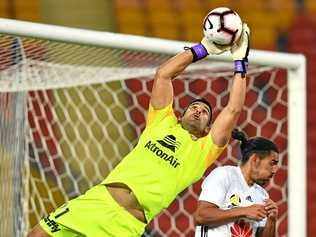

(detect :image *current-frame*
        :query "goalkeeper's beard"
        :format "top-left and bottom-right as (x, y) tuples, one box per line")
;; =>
(180, 117), (208, 138)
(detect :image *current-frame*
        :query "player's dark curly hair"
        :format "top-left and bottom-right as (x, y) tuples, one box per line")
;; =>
(232, 128), (279, 164)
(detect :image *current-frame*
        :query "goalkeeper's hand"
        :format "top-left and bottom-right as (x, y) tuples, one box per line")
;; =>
(201, 37), (231, 55)
(231, 23), (250, 61)
(231, 23), (250, 77)
(189, 37), (231, 62)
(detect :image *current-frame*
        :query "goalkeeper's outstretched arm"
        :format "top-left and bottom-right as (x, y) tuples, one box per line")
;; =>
(150, 33), (230, 110)
(210, 23), (250, 148)
(150, 51), (193, 110)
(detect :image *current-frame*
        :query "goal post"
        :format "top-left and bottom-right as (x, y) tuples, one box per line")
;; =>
(0, 18), (306, 237)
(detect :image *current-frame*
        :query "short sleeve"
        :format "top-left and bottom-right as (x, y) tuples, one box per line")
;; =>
(199, 167), (228, 207)
(146, 102), (177, 128)
(204, 134), (227, 168)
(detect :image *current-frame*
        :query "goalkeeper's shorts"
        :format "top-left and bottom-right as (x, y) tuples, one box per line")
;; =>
(39, 184), (146, 237)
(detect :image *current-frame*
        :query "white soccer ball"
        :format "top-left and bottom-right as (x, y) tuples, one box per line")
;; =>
(203, 7), (243, 46)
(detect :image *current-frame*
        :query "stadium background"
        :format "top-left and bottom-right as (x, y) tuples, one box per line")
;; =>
(0, 0), (314, 236)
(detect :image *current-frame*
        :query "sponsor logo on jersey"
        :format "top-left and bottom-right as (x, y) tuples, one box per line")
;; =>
(230, 220), (253, 237)
(157, 134), (181, 152)
(144, 139), (180, 168)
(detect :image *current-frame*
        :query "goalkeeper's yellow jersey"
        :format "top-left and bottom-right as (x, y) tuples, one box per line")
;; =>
(102, 103), (225, 222)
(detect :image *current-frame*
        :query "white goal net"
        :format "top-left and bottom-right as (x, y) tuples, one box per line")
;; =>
(0, 18), (306, 237)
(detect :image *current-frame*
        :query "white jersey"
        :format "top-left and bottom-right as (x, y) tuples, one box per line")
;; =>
(195, 166), (268, 237)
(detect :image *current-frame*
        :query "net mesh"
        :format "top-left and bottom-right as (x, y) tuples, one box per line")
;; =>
(0, 34), (288, 237)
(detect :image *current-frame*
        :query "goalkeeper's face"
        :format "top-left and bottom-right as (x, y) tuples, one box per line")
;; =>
(180, 102), (212, 135)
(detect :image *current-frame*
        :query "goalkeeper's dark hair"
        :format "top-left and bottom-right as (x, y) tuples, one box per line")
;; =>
(183, 98), (213, 126)
(232, 128), (279, 164)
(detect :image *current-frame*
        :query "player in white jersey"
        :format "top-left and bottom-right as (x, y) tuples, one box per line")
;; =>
(194, 129), (279, 237)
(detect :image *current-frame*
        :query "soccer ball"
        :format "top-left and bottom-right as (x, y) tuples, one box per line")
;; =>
(203, 7), (243, 46)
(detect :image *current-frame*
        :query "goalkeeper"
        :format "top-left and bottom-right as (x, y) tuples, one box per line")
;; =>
(28, 24), (250, 237)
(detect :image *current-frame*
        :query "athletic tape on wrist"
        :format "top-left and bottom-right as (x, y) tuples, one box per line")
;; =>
(234, 59), (248, 77)
(190, 44), (208, 62)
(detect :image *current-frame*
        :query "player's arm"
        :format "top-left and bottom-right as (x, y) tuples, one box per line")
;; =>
(150, 34), (230, 110)
(194, 201), (267, 227)
(195, 166), (267, 227)
(256, 199), (278, 237)
(210, 24), (250, 147)
(150, 51), (193, 110)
